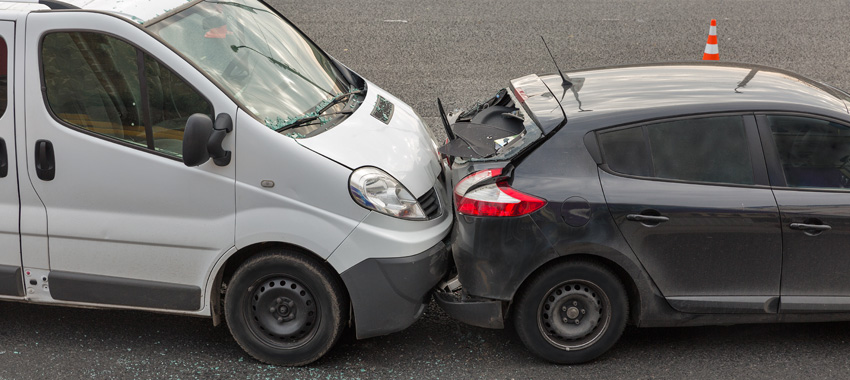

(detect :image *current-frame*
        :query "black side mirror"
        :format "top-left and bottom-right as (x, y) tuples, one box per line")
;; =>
(183, 113), (214, 167)
(183, 113), (233, 167)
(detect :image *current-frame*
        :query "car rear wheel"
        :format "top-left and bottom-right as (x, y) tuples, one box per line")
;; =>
(513, 260), (628, 364)
(224, 250), (347, 366)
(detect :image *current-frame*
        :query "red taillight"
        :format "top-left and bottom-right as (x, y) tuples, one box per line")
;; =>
(513, 87), (528, 103)
(454, 169), (546, 217)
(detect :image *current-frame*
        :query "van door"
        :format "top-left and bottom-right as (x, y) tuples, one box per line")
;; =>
(0, 21), (22, 297)
(23, 12), (237, 311)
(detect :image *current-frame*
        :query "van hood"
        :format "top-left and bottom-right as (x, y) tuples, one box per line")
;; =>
(296, 82), (442, 197)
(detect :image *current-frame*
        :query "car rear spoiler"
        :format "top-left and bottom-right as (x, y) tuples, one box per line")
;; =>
(438, 74), (567, 160)
(509, 74), (567, 135)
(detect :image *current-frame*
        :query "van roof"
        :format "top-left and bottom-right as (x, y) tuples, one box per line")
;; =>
(0, 0), (192, 24)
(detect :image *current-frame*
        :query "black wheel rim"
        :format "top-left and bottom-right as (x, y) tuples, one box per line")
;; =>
(246, 275), (320, 349)
(537, 279), (610, 351)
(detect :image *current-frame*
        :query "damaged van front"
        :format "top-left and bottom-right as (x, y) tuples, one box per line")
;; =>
(141, 0), (452, 365)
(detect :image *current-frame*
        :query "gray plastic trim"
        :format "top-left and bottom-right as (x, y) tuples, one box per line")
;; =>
(340, 241), (448, 339)
(0, 265), (23, 296)
(666, 296), (779, 314)
(49, 271), (201, 311)
(780, 296), (850, 313)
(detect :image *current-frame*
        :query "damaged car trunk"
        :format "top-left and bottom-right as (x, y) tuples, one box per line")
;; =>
(438, 74), (567, 163)
(434, 74), (567, 329)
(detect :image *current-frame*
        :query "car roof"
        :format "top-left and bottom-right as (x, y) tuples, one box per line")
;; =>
(0, 0), (192, 24)
(542, 62), (850, 130)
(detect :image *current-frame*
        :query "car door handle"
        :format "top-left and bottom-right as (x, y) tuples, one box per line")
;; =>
(789, 223), (831, 232)
(35, 139), (55, 181)
(626, 214), (670, 223)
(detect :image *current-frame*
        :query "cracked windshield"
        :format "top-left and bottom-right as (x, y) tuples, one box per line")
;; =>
(147, 0), (360, 137)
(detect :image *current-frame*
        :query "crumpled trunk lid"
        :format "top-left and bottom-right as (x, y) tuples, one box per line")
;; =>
(438, 74), (567, 162)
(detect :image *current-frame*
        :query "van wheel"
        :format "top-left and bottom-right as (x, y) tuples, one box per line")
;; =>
(224, 250), (347, 366)
(513, 261), (628, 364)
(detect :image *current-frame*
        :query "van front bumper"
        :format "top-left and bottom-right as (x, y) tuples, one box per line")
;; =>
(340, 241), (448, 339)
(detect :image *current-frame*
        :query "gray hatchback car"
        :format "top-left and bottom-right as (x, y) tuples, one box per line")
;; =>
(435, 62), (850, 364)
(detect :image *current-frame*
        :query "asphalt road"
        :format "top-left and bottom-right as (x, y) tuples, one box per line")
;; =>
(3, 0), (850, 379)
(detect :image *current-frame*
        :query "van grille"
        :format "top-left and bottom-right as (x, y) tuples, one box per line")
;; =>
(417, 187), (441, 219)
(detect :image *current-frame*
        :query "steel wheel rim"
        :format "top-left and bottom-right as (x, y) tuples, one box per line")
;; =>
(537, 279), (611, 351)
(246, 275), (320, 349)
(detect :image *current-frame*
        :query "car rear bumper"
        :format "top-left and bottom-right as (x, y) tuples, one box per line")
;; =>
(340, 241), (449, 339)
(450, 213), (559, 301)
(433, 286), (505, 329)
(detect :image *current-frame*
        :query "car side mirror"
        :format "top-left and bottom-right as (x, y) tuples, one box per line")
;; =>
(183, 113), (233, 167)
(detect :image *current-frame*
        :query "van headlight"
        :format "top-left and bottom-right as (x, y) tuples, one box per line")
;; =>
(349, 167), (426, 220)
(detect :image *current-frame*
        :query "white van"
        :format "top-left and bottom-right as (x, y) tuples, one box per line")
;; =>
(0, 0), (451, 366)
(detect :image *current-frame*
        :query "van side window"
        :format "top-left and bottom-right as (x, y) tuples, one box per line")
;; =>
(41, 32), (212, 159)
(599, 116), (754, 185)
(767, 115), (850, 189)
(143, 53), (212, 157)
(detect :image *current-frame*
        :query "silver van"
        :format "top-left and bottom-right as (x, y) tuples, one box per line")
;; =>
(0, 0), (451, 366)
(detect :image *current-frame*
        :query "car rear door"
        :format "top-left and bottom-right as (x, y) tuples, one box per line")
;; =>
(596, 114), (783, 313)
(756, 114), (850, 312)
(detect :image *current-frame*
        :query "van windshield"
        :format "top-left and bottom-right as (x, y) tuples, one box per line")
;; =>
(147, 0), (355, 131)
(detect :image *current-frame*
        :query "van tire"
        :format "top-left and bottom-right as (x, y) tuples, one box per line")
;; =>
(224, 250), (347, 366)
(513, 260), (628, 364)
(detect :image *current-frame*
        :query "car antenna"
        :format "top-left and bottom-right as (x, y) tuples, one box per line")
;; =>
(540, 36), (572, 87)
(437, 98), (456, 142)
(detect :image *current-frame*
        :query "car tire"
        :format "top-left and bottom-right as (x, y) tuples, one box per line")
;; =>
(224, 250), (347, 366)
(513, 260), (628, 364)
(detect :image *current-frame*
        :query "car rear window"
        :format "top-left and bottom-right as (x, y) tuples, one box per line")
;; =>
(599, 115), (754, 185)
(598, 126), (651, 177)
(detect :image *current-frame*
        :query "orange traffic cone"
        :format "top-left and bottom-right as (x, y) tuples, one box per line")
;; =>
(703, 19), (719, 60)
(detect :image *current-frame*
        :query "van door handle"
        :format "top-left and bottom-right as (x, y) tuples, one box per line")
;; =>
(0, 138), (7, 178)
(34, 140), (55, 181)
(626, 213), (669, 225)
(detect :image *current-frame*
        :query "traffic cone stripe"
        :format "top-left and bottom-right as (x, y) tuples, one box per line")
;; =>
(702, 19), (719, 60)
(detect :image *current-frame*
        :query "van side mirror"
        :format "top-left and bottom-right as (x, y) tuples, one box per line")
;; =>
(183, 113), (233, 167)
(183, 114), (213, 167)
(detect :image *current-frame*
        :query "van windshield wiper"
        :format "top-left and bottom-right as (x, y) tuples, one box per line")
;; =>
(315, 89), (363, 115)
(273, 111), (353, 132)
(271, 90), (363, 132)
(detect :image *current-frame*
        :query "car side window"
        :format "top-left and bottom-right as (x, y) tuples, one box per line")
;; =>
(597, 126), (652, 177)
(41, 31), (212, 159)
(598, 116), (754, 185)
(767, 115), (850, 189)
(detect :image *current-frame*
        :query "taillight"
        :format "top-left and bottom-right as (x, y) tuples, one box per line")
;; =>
(454, 168), (546, 217)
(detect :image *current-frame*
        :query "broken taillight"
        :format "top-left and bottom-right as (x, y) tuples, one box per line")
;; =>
(454, 168), (546, 217)
(513, 87), (528, 103)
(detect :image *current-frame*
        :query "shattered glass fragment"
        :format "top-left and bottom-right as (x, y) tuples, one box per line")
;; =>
(370, 95), (394, 124)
